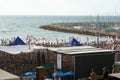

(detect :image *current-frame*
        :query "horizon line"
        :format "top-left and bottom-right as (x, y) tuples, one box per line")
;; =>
(0, 14), (120, 17)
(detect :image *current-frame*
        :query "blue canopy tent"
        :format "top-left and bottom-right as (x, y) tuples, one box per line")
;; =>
(68, 38), (82, 47)
(10, 37), (26, 46)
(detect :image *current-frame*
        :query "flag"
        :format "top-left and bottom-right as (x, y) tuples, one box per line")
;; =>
(112, 44), (114, 50)
(96, 36), (99, 44)
(86, 37), (89, 45)
(115, 36), (118, 41)
(110, 36), (114, 43)
(106, 36), (110, 44)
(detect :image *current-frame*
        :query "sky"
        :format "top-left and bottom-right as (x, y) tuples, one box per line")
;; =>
(0, 0), (119, 16)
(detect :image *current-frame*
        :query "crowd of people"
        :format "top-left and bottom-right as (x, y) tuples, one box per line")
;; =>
(0, 36), (64, 47)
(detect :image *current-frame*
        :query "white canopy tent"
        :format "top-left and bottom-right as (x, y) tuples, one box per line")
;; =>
(0, 69), (20, 80)
(0, 45), (45, 54)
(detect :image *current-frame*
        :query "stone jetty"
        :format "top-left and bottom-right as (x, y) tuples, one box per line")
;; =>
(40, 22), (120, 37)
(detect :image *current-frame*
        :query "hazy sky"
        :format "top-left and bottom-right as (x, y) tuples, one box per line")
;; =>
(0, 0), (119, 15)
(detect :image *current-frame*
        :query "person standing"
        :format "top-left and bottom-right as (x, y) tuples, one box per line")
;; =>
(102, 67), (109, 80)
(90, 68), (96, 80)
(112, 64), (118, 73)
(55, 72), (61, 80)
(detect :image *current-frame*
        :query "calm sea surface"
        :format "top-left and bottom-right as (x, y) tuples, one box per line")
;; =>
(0, 15), (119, 43)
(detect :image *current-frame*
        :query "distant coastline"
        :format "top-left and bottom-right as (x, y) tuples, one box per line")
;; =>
(40, 22), (120, 37)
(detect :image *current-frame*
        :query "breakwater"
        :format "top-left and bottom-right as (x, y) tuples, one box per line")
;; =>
(40, 22), (120, 37)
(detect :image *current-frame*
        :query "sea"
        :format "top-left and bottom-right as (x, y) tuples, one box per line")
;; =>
(0, 15), (120, 43)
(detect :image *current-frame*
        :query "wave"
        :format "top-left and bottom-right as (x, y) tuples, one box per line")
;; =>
(0, 27), (11, 32)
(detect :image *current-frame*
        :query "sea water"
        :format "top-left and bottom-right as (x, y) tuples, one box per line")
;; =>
(0, 15), (119, 43)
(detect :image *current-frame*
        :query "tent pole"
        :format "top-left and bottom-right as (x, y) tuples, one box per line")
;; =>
(74, 56), (75, 80)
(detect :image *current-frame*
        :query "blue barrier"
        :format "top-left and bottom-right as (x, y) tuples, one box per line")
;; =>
(25, 72), (36, 76)
(52, 71), (74, 77)
(52, 71), (64, 77)
(64, 71), (74, 76)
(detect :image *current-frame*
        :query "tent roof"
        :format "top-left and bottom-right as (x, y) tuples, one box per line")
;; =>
(10, 37), (26, 46)
(68, 38), (82, 47)
(0, 45), (45, 54)
(0, 69), (20, 80)
(0, 45), (33, 54)
(48, 46), (114, 55)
